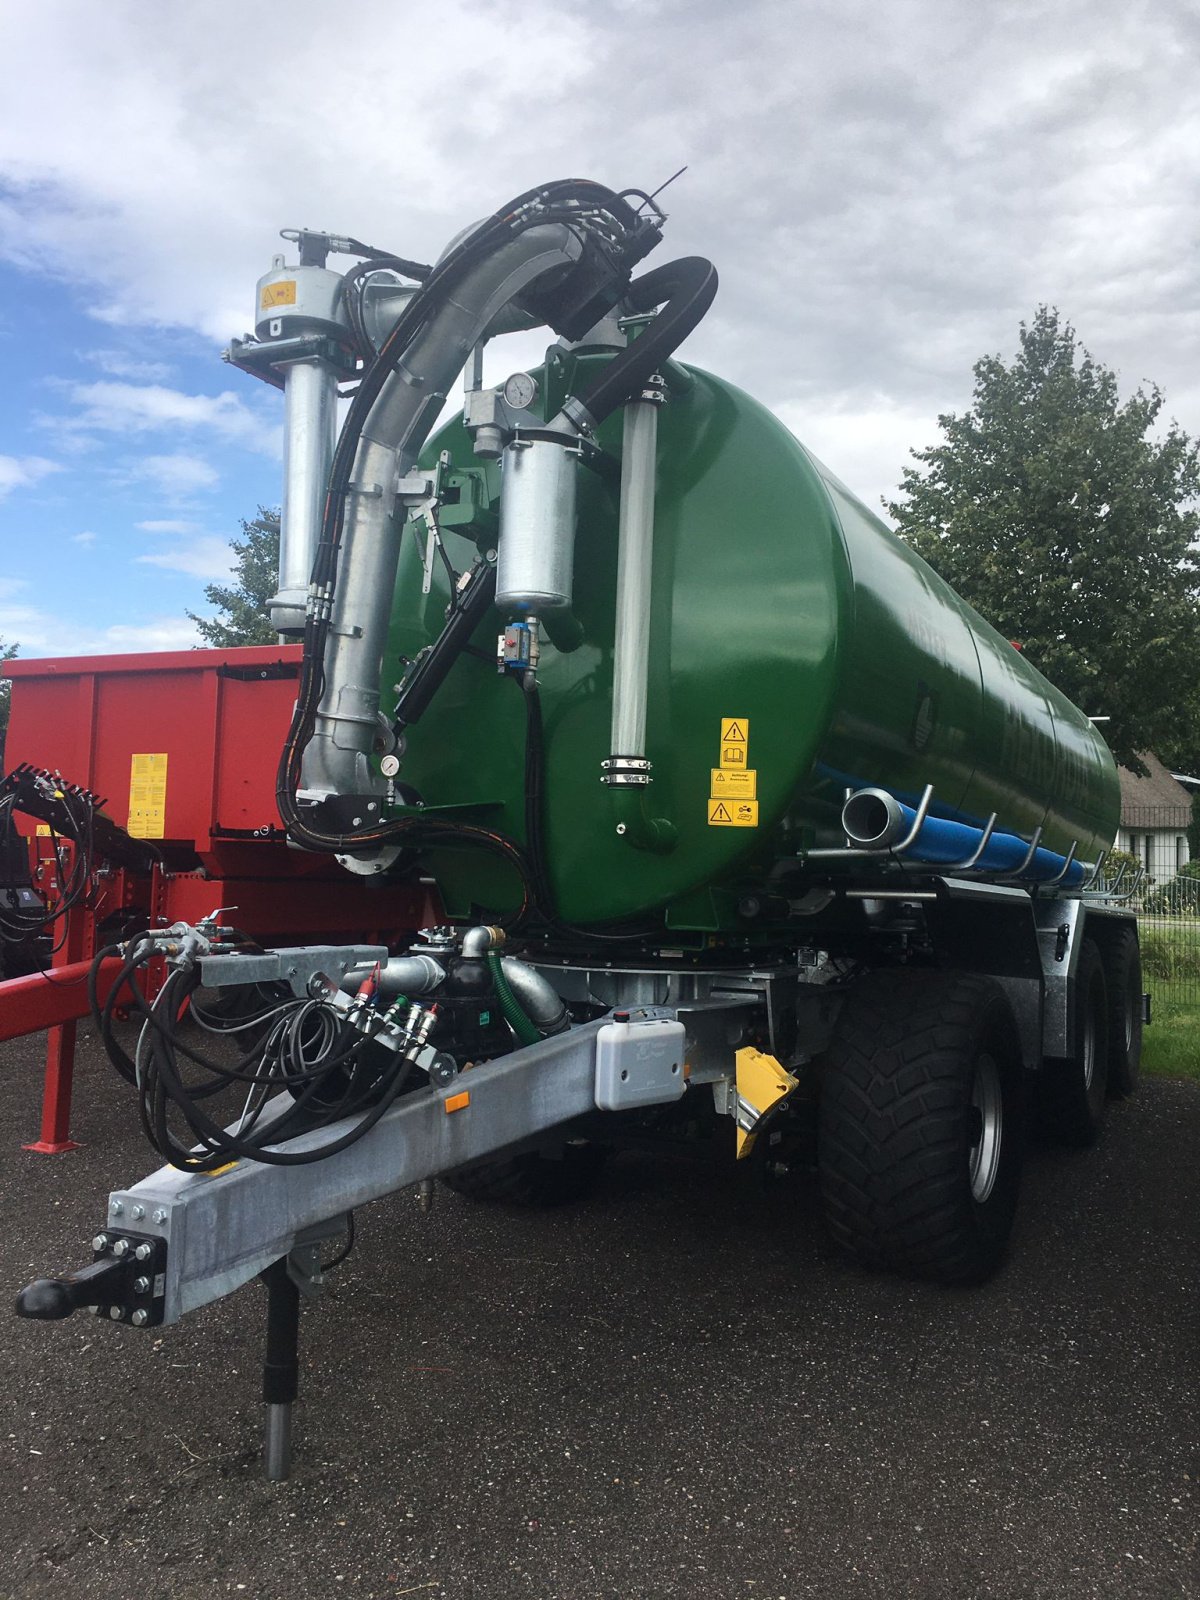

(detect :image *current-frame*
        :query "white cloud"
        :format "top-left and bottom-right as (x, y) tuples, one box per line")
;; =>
(0, 0), (596, 342)
(53, 378), (274, 454)
(70, 530), (97, 546)
(126, 453), (219, 500)
(773, 395), (947, 522)
(86, 349), (174, 381)
(136, 518), (200, 534)
(0, 454), (61, 500)
(136, 535), (235, 581)
(0, 591), (201, 655)
(98, 618), (203, 652)
(0, 0), (1198, 523)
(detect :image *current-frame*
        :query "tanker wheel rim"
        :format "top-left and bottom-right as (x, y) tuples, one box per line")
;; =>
(1082, 991), (1098, 1090)
(969, 1052), (1004, 1205)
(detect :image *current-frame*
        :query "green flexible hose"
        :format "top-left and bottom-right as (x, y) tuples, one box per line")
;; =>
(487, 951), (542, 1046)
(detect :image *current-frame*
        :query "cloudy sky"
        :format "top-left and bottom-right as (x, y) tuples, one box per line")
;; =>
(1, 0), (1197, 656)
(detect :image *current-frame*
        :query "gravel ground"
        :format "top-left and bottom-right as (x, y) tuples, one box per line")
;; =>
(1, 1028), (1197, 1600)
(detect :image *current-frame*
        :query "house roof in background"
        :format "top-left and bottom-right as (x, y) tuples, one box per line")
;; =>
(1119, 751), (1193, 829)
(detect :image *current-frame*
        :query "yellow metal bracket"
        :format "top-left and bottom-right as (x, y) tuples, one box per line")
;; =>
(734, 1046), (798, 1159)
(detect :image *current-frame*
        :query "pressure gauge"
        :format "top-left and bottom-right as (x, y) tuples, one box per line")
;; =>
(502, 371), (539, 411)
(380, 754), (401, 778)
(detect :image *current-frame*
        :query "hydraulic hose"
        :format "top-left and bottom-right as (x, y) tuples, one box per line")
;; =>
(565, 256), (718, 429)
(393, 562), (498, 732)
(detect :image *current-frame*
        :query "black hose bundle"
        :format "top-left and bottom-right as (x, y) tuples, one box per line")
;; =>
(339, 252), (431, 362)
(92, 940), (422, 1171)
(0, 776), (99, 954)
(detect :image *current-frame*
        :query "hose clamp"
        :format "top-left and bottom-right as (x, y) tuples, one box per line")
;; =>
(601, 756), (653, 788)
(639, 372), (668, 406)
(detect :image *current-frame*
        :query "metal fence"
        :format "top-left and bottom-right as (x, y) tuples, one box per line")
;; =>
(1100, 803), (1200, 1018)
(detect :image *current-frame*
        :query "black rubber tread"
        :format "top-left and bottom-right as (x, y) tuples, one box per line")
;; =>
(1102, 926), (1142, 1099)
(818, 969), (1023, 1286)
(1038, 937), (1110, 1145)
(441, 1142), (609, 1208)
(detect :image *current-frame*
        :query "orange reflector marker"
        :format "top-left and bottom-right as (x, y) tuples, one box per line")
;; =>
(444, 1090), (471, 1115)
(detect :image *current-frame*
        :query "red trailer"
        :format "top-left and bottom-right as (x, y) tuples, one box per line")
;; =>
(1, 644), (435, 1149)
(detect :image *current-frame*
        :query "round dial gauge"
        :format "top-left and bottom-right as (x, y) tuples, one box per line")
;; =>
(502, 371), (539, 410)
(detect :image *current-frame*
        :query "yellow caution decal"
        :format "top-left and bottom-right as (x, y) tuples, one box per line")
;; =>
(707, 798), (758, 827)
(128, 753), (168, 840)
(734, 1046), (798, 1159)
(719, 714), (749, 772)
(711, 768), (756, 800)
(711, 716), (759, 823)
(260, 280), (297, 309)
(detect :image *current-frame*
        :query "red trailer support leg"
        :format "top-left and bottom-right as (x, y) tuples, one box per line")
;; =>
(21, 904), (93, 1154)
(25, 1019), (82, 1155)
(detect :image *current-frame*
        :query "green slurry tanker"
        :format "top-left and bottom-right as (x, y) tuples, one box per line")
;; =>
(16, 179), (1139, 1481)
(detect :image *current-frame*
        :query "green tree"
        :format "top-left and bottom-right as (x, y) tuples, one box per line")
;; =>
(188, 509), (281, 647)
(887, 307), (1200, 773)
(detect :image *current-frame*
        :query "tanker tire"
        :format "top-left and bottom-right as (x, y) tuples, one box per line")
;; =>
(1102, 927), (1142, 1099)
(1038, 937), (1109, 1143)
(441, 1141), (609, 1208)
(818, 970), (1023, 1287)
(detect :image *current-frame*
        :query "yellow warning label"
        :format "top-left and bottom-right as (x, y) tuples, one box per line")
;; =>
(720, 718), (749, 746)
(708, 797), (759, 828)
(128, 752), (168, 840)
(720, 743), (749, 769)
(35, 824), (52, 837)
(711, 768), (757, 800)
(260, 279), (298, 309)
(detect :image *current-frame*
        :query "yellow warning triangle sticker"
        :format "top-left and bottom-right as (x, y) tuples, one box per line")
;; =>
(721, 719), (747, 742)
(708, 800), (733, 824)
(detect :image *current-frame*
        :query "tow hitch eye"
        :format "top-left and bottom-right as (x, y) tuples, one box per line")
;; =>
(15, 1231), (167, 1327)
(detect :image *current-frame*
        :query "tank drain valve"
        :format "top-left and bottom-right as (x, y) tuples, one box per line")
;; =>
(497, 618), (540, 677)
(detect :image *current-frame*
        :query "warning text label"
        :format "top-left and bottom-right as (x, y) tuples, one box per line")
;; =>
(708, 798), (759, 828)
(710, 768), (757, 799)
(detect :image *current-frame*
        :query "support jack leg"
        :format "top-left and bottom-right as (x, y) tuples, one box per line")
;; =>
(260, 1257), (301, 1482)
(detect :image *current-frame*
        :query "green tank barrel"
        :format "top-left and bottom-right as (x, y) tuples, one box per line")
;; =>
(387, 354), (1119, 929)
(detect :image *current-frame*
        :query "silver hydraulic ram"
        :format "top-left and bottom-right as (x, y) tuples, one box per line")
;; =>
(601, 375), (675, 850)
(249, 244), (354, 636)
(275, 357), (338, 633)
(301, 224), (585, 802)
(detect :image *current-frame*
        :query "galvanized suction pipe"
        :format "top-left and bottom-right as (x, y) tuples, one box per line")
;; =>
(272, 358), (339, 636)
(301, 224), (584, 802)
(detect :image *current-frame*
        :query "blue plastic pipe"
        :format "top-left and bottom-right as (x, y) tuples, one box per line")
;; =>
(845, 790), (1086, 888)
